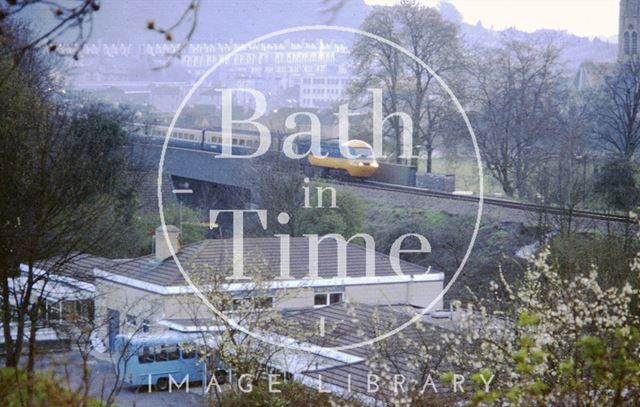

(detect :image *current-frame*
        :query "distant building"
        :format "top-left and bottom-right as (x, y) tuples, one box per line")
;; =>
(574, 61), (616, 91)
(299, 74), (350, 109)
(68, 40), (353, 111)
(575, 0), (629, 92)
(619, 0), (640, 61)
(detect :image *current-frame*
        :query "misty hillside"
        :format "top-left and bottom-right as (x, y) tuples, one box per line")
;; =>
(461, 24), (616, 70)
(438, 1), (616, 69)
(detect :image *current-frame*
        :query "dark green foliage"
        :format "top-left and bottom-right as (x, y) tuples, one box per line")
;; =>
(367, 204), (527, 302)
(0, 24), (138, 368)
(297, 188), (366, 238)
(66, 107), (129, 195)
(550, 233), (637, 282)
(594, 158), (640, 211)
(131, 204), (207, 256)
(0, 368), (107, 407)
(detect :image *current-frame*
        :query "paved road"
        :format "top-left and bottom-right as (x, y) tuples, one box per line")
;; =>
(27, 351), (207, 407)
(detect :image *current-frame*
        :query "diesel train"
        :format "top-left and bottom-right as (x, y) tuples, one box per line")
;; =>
(132, 124), (379, 178)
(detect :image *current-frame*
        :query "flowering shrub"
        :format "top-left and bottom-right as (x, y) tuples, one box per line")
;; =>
(445, 248), (640, 405)
(218, 381), (363, 407)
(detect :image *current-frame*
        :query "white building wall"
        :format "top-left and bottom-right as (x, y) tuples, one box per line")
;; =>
(345, 280), (443, 309)
(93, 277), (444, 343)
(299, 76), (350, 108)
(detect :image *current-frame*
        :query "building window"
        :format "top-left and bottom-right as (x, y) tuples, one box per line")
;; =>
(157, 344), (180, 361)
(330, 293), (342, 304)
(255, 296), (274, 309)
(46, 299), (94, 323)
(126, 314), (137, 327)
(46, 301), (61, 321)
(314, 292), (343, 307)
(61, 302), (75, 320)
(77, 300), (94, 322)
(181, 347), (196, 359)
(138, 346), (155, 364)
(625, 31), (631, 55)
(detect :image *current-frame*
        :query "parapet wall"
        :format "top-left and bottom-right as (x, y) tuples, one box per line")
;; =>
(416, 173), (456, 192)
(369, 162), (417, 186)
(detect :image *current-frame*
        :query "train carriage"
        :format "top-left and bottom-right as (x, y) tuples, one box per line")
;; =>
(131, 124), (380, 178)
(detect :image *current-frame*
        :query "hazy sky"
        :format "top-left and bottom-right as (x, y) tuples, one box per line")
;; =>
(364, 0), (619, 39)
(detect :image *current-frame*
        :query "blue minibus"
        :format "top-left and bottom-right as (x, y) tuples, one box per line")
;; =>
(114, 333), (225, 391)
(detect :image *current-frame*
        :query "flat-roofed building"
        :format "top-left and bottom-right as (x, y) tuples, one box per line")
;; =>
(19, 226), (444, 350)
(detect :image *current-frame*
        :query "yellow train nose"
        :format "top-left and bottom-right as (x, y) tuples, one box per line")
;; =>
(356, 161), (378, 167)
(348, 160), (379, 177)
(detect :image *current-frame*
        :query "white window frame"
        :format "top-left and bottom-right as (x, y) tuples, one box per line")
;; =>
(313, 292), (343, 308)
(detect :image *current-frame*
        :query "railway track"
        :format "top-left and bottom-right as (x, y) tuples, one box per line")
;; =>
(130, 140), (634, 224)
(337, 179), (635, 224)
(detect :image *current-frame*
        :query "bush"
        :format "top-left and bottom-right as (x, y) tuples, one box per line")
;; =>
(218, 381), (361, 407)
(594, 159), (640, 212)
(298, 189), (366, 237)
(0, 368), (106, 407)
(132, 204), (207, 256)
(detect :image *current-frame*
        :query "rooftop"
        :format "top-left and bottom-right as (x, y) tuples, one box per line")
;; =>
(160, 303), (457, 398)
(288, 303), (457, 397)
(95, 237), (437, 289)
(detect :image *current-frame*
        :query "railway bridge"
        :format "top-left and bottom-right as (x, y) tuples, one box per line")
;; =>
(126, 141), (633, 229)
(128, 142), (258, 190)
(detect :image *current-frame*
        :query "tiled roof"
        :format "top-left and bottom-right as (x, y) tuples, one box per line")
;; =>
(289, 303), (455, 396)
(574, 61), (616, 91)
(159, 303), (455, 397)
(32, 253), (114, 284)
(99, 237), (432, 287)
(100, 242), (203, 287)
(284, 303), (450, 359)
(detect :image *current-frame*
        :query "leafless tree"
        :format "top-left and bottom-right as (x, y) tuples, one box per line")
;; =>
(395, 1), (463, 171)
(184, 259), (301, 405)
(531, 93), (596, 235)
(252, 157), (305, 236)
(1, 0), (100, 62)
(98, 301), (158, 406)
(144, 0), (200, 69)
(351, 1), (463, 169)
(469, 36), (564, 198)
(594, 57), (640, 161)
(350, 7), (404, 162)
(51, 286), (156, 406)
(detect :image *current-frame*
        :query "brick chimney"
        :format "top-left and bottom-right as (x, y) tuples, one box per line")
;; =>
(155, 225), (181, 261)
